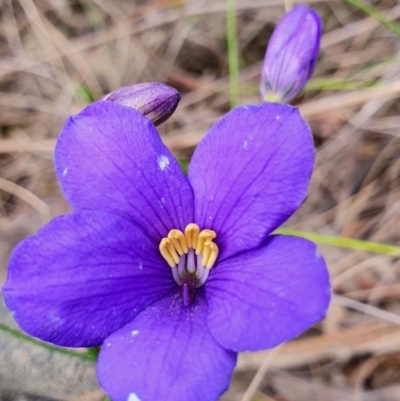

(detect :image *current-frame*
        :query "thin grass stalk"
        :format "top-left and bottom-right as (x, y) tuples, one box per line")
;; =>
(226, 0), (240, 108)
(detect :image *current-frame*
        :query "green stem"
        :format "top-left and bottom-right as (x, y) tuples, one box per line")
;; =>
(276, 228), (400, 256)
(226, 0), (240, 108)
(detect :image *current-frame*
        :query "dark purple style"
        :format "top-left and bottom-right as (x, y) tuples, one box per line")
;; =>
(3, 99), (330, 401)
(260, 4), (322, 103)
(101, 82), (181, 126)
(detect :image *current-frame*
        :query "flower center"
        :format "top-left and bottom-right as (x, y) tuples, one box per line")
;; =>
(159, 224), (219, 305)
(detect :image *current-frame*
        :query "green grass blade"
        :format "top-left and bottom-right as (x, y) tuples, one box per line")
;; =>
(344, 0), (400, 36)
(76, 83), (96, 103)
(178, 158), (189, 175)
(226, 0), (240, 108)
(0, 323), (96, 362)
(238, 77), (377, 96)
(304, 77), (377, 92)
(276, 228), (400, 256)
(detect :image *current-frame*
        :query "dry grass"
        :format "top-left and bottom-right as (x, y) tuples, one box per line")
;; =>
(1, 0), (400, 400)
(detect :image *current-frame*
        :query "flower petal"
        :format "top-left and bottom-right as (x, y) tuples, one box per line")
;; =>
(3, 211), (175, 347)
(188, 103), (314, 260)
(206, 235), (330, 351)
(97, 295), (237, 401)
(55, 101), (194, 241)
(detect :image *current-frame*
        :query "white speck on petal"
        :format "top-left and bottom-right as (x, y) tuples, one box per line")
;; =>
(276, 115), (281, 120)
(315, 248), (321, 258)
(62, 167), (68, 176)
(158, 155), (170, 171)
(243, 140), (248, 149)
(131, 330), (139, 336)
(138, 263), (143, 270)
(127, 393), (141, 401)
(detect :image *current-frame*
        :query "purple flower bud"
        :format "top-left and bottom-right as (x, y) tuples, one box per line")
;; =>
(101, 82), (181, 126)
(260, 4), (322, 103)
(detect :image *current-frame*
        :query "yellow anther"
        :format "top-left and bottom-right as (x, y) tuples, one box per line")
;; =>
(159, 238), (176, 268)
(205, 242), (219, 269)
(168, 229), (188, 255)
(185, 224), (199, 249)
(165, 238), (180, 265)
(195, 229), (216, 255)
(201, 241), (212, 267)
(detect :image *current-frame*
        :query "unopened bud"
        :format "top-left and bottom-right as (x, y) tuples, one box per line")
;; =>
(101, 83), (181, 126)
(260, 4), (322, 103)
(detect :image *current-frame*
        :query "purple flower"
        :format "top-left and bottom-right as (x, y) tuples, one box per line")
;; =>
(3, 100), (330, 401)
(260, 4), (322, 103)
(101, 82), (181, 126)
